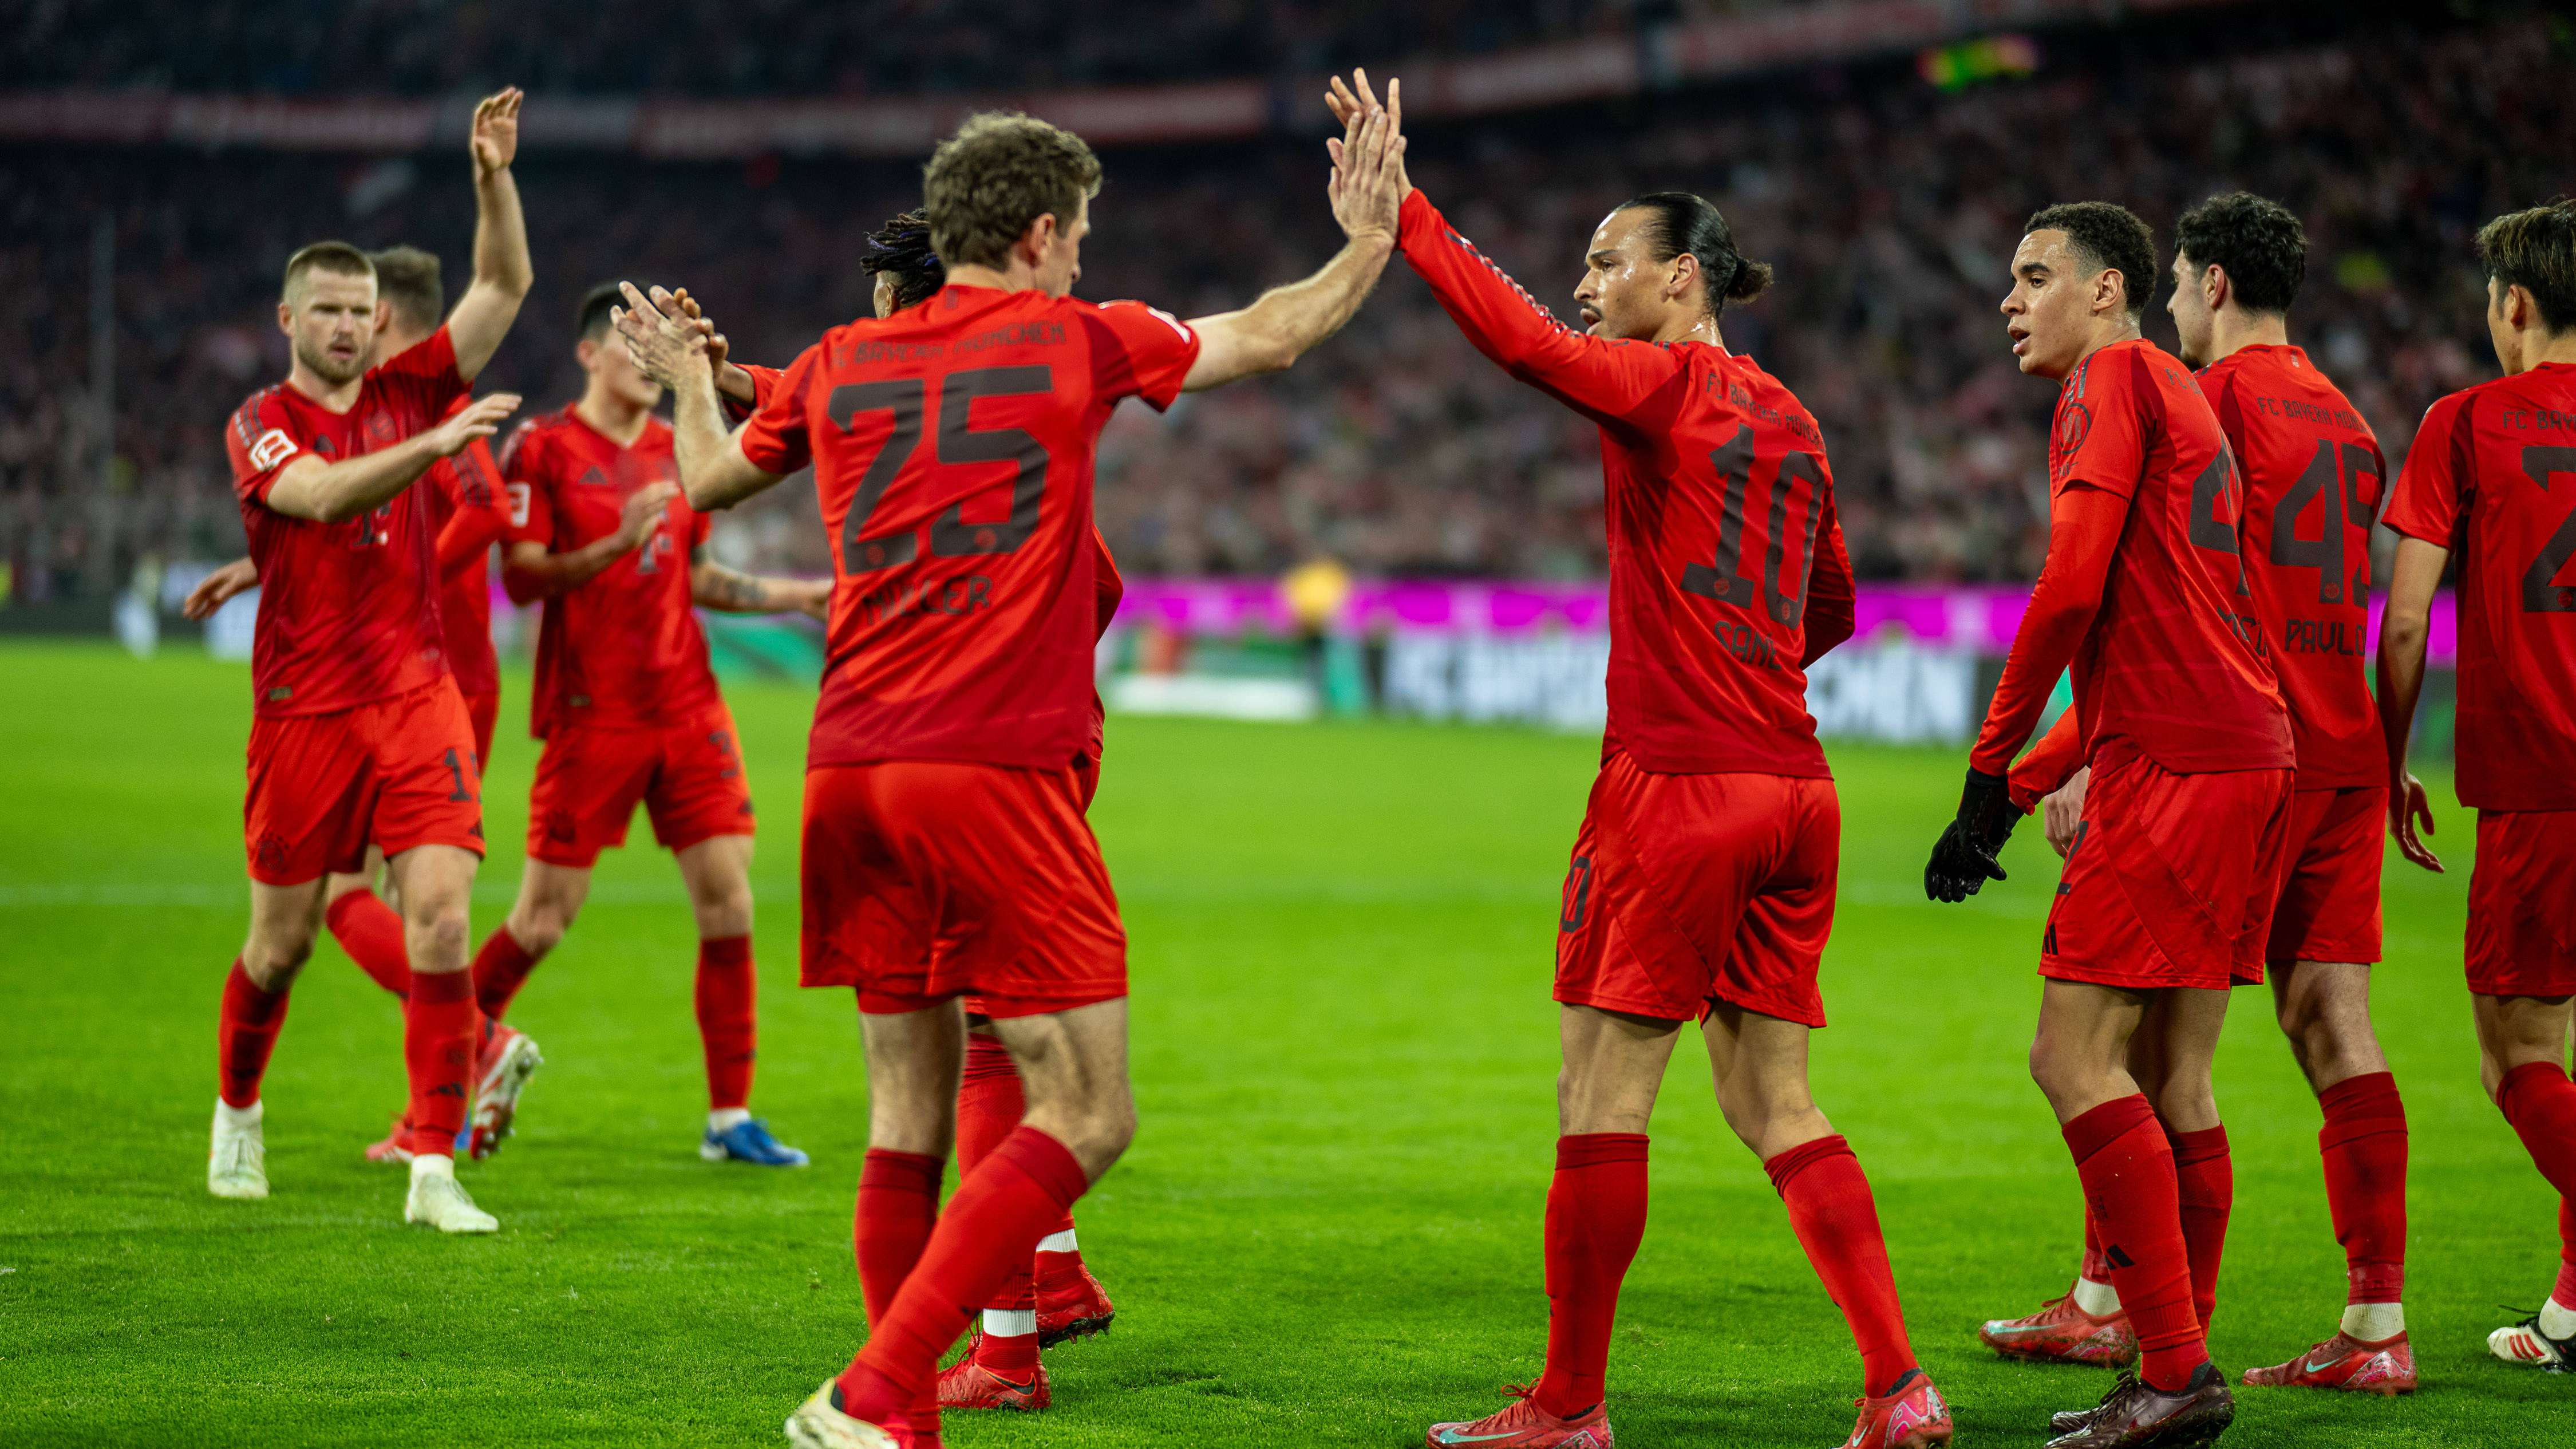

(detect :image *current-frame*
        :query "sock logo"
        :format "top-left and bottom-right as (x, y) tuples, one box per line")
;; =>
(2104, 1243), (2135, 1270)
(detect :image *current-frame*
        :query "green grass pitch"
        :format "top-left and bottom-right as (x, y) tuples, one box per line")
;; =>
(1, 640), (2568, 1447)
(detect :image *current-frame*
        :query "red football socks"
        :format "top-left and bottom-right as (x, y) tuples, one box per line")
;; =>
(2317, 1071), (2408, 1304)
(2555, 1199), (2576, 1310)
(1765, 1134), (1917, 1398)
(2064, 1096), (2206, 1391)
(216, 959), (290, 1108)
(851, 1149), (945, 1443)
(957, 1033), (1038, 1314)
(1532, 1132), (1650, 1419)
(324, 888), (410, 998)
(470, 926), (540, 1020)
(2498, 1063), (2576, 1201)
(402, 969), (477, 1157)
(837, 1127), (1091, 1424)
(2166, 1124), (2232, 1337)
(694, 935), (757, 1111)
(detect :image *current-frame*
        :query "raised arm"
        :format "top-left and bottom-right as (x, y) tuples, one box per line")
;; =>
(692, 548), (830, 620)
(444, 89), (534, 382)
(264, 394), (520, 523)
(1178, 73), (1405, 391)
(613, 283), (786, 511)
(2374, 535), (2447, 872)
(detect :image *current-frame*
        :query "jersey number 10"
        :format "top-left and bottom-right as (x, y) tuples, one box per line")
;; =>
(1680, 424), (1826, 632)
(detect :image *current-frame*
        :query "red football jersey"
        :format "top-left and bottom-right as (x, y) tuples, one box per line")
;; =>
(1397, 190), (1855, 776)
(1085, 529), (1123, 765)
(2382, 361), (2576, 811)
(501, 405), (720, 740)
(225, 327), (469, 717)
(1977, 339), (2293, 777)
(419, 409), (508, 701)
(2199, 345), (2389, 789)
(737, 284), (1199, 771)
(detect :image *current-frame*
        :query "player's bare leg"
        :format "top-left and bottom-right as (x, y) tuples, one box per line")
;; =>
(209, 877), (328, 1199)
(386, 843), (497, 1232)
(2029, 981), (2237, 1446)
(677, 834), (803, 1165)
(1424, 1004), (1674, 1449)
(1705, 1005), (1951, 1447)
(2472, 992), (2576, 1371)
(2239, 961), (2416, 1392)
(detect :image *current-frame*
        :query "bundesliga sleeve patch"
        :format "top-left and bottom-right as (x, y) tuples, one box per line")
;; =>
(248, 429), (299, 473)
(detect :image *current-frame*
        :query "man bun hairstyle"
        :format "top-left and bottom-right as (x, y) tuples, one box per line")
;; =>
(2026, 202), (2158, 320)
(576, 281), (637, 343)
(2173, 192), (2306, 315)
(1619, 191), (1773, 318)
(862, 210), (947, 311)
(367, 245), (445, 331)
(281, 240), (374, 301)
(2476, 198), (2576, 333)
(922, 112), (1103, 271)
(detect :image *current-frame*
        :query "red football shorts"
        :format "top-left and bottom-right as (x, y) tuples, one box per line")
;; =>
(803, 760), (1126, 1019)
(2042, 751), (2294, 992)
(462, 689), (500, 772)
(2467, 809), (2576, 998)
(961, 752), (1104, 1020)
(2265, 784), (2386, 966)
(1554, 753), (1838, 1028)
(243, 680), (485, 885)
(525, 704), (754, 868)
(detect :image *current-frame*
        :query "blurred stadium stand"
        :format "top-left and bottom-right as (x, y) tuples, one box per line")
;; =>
(0, 1), (2562, 606)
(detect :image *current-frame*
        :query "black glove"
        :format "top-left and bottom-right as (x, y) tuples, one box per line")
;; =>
(1923, 767), (2017, 902)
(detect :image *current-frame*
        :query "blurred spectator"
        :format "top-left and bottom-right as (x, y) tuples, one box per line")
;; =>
(0, 9), (2558, 599)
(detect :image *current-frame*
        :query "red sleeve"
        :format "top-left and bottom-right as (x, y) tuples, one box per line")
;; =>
(724, 364), (790, 426)
(435, 436), (511, 582)
(2381, 390), (2474, 547)
(738, 345), (820, 476)
(2007, 710), (2085, 812)
(2050, 349), (2151, 501)
(1081, 300), (1201, 412)
(1969, 483), (2132, 775)
(1397, 188), (1688, 427)
(225, 389), (305, 506)
(1799, 494), (1856, 668)
(498, 421), (554, 548)
(377, 325), (469, 419)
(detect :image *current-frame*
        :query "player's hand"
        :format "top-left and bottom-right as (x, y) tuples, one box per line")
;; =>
(791, 578), (832, 622)
(666, 286), (756, 403)
(469, 88), (522, 177)
(182, 557), (259, 621)
(1323, 70), (1408, 245)
(2389, 769), (2443, 873)
(1925, 767), (2015, 902)
(616, 481), (681, 550)
(426, 393), (521, 458)
(613, 282), (712, 390)
(2042, 767), (2090, 859)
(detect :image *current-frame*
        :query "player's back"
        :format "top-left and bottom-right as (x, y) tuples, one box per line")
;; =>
(2199, 344), (2387, 788)
(2054, 338), (2291, 774)
(1598, 345), (1850, 778)
(2386, 361), (2576, 810)
(738, 284), (1197, 771)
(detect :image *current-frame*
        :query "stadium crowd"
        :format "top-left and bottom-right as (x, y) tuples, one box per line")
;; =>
(0, 10), (2561, 598)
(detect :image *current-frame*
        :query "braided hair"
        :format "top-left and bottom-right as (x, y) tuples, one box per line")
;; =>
(862, 210), (946, 311)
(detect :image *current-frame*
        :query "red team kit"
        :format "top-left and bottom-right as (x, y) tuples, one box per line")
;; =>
(201, 75), (2576, 1449)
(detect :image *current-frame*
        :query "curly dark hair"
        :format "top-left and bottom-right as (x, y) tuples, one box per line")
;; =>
(2026, 202), (2158, 320)
(2477, 198), (2576, 333)
(922, 112), (1102, 270)
(2174, 192), (2306, 314)
(861, 210), (946, 311)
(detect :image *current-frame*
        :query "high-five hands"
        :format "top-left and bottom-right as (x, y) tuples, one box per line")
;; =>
(1924, 767), (2018, 902)
(611, 282), (713, 392)
(1321, 70), (1409, 245)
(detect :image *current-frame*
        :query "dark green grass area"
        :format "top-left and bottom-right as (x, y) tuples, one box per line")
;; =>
(1, 640), (2567, 1446)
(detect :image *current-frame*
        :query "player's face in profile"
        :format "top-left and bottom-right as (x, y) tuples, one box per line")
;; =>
(1034, 195), (1089, 299)
(280, 270), (378, 386)
(2001, 230), (2091, 380)
(2168, 252), (2215, 368)
(1575, 209), (1669, 340)
(580, 331), (664, 409)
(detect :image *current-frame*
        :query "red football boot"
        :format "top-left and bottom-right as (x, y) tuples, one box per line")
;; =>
(465, 1021), (543, 1160)
(1842, 1371), (1954, 1448)
(1035, 1260), (1115, 1347)
(2241, 1331), (2416, 1394)
(1976, 1289), (2138, 1367)
(937, 1357), (1049, 1412)
(363, 1112), (414, 1164)
(1425, 1385), (1613, 1449)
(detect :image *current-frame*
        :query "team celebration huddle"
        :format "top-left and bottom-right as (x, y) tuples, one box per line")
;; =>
(195, 67), (2576, 1449)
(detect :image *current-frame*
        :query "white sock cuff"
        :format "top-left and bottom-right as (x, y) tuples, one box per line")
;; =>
(409, 1153), (456, 1183)
(982, 1308), (1037, 1338)
(215, 1097), (263, 1128)
(2541, 1296), (2576, 1339)
(2070, 1276), (2122, 1317)
(1036, 1229), (1078, 1254)
(2340, 1301), (2405, 1341)
(708, 1107), (752, 1132)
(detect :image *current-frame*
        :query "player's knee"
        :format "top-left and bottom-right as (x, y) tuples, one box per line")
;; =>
(690, 882), (754, 938)
(508, 908), (570, 958)
(240, 935), (313, 989)
(404, 898), (473, 967)
(2028, 1037), (2096, 1108)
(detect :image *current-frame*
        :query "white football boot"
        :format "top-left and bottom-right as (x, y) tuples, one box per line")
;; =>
(207, 1099), (269, 1199)
(403, 1155), (498, 1233)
